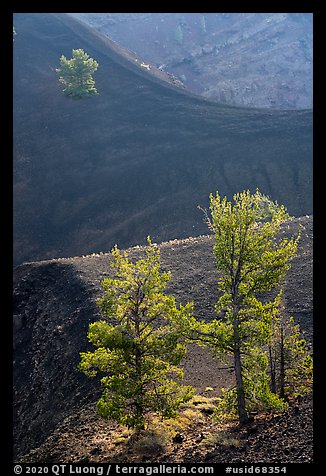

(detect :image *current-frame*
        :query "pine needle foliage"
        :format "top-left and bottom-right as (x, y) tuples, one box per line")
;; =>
(56, 48), (99, 98)
(206, 190), (301, 422)
(268, 293), (313, 400)
(79, 238), (194, 431)
(176, 189), (300, 424)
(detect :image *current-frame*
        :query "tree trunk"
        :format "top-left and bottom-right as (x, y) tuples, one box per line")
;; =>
(269, 345), (277, 394)
(134, 343), (145, 432)
(133, 303), (144, 431)
(279, 326), (285, 399)
(233, 325), (249, 425)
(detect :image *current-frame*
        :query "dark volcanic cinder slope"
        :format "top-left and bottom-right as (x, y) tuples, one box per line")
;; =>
(13, 216), (312, 460)
(13, 13), (312, 266)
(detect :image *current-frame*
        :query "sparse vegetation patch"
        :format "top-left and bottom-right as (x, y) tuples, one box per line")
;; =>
(56, 48), (99, 98)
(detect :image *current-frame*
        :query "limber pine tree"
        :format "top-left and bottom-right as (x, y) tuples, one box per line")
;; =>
(268, 292), (313, 400)
(206, 190), (303, 423)
(79, 238), (194, 432)
(56, 49), (99, 98)
(175, 190), (300, 425)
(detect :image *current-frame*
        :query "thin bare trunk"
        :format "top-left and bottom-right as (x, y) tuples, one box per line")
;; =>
(233, 322), (249, 425)
(269, 345), (277, 394)
(279, 326), (285, 399)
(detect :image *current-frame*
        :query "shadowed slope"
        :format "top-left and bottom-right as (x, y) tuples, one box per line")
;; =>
(13, 13), (312, 266)
(13, 216), (312, 459)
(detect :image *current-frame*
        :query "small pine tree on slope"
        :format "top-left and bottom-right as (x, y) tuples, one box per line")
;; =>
(56, 48), (99, 98)
(79, 238), (194, 432)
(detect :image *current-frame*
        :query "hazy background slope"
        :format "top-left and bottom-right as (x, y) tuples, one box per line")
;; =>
(72, 13), (313, 109)
(13, 13), (312, 266)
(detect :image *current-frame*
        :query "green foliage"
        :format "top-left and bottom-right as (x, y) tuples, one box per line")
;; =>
(79, 238), (194, 431)
(214, 347), (287, 422)
(175, 25), (184, 45)
(268, 295), (313, 400)
(188, 189), (300, 423)
(56, 48), (99, 98)
(208, 189), (299, 298)
(241, 347), (288, 412)
(78, 188), (311, 431)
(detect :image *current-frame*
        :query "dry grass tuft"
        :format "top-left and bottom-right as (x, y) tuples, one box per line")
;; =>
(202, 430), (242, 449)
(133, 430), (167, 455)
